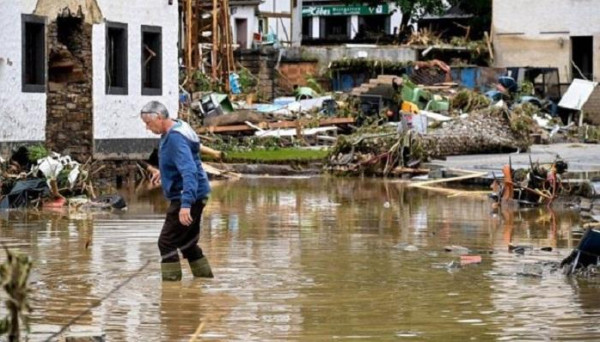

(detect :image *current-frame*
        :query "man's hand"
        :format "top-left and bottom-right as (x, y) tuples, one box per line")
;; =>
(179, 207), (193, 226)
(148, 166), (161, 185)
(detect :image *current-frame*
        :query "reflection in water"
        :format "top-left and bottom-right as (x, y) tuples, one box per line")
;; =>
(0, 177), (597, 340)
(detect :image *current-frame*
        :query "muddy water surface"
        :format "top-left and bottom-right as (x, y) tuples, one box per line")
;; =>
(0, 177), (598, 341)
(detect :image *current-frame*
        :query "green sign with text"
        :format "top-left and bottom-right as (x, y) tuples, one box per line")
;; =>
(302, 4), (390, 17)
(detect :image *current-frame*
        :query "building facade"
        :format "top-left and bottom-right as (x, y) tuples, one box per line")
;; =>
(230, 0), (295, 49)
(0, 0), (178, 160)
(301, 1), (402, 43)
(493, 0), (600, 83)
(230, 0), (261, 49)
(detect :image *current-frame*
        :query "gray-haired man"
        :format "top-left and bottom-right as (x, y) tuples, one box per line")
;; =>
(140, 101), (213, 281)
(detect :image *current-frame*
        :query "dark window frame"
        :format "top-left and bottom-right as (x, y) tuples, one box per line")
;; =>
(21, 14), (47, 93)
(141, 25), (162, 96)
(105, 21), (128, 95)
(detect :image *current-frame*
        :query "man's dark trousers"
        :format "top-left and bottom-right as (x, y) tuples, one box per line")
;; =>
(159, 198), (207, 263)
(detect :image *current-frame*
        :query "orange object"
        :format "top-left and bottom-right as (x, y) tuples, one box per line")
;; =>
(502, 164), (514, 201)
(43, 197), (66, 209)
(460, 255), (482, 266)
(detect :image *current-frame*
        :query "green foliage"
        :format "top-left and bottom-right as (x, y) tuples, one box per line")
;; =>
(512, 102), (538, 117)
(57, 168), (71, 188)
(450, 90), (490, 112)
(584, 125), (600, 142)
(238, 67), (258, 94)
(345, 0), (492, 41)
(352, 0), (490, 25)
(305, 75), (324, 95)
(206, 135), (300, 154)
(189, 70), (223, 93)
(193, 71), (214, 92)
(346, 0), (446, 28)
(509, 103), (537, 141)
(519, 81), (534, 96)
(27, 145), (48, 162)
(226, 148), (329, 164)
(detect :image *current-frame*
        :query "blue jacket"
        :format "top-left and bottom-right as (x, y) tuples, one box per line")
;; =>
(159, 120), (211, 208)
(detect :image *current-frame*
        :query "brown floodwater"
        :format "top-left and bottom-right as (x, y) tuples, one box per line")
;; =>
(0, 177), (598, 341)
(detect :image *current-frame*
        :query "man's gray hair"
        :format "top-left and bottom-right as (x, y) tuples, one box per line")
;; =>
(140, 101), (169, 118)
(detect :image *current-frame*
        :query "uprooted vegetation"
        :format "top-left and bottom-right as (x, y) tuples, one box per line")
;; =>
(1, 145), (125, 210)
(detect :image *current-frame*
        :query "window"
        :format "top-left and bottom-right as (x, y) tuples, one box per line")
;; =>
(22, 14), (46, 93)
(323, 16), (349, 40)
(302, 17), (312, 40)
(106, 21), (128, 95)
(258, 18), (268, 34)
(141, 26), (162, 95)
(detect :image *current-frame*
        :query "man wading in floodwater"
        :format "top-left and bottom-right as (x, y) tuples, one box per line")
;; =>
(140, 101), (214, 281)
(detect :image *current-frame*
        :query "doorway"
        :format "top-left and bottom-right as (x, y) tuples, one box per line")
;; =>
(571, 36), (593, 80)
(236, 18), (248, 49)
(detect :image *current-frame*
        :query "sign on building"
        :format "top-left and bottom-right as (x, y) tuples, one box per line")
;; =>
(302, 4), (390, 17)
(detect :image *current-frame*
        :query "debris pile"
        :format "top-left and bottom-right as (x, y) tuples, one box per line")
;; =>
(0, 145), (124, 211)
(326, 93), (535, 177)
(419, 106), (532, 160)
(490, 157), (571, 208)
(326, 127), (407, 177)
(173, 54), (600, 188)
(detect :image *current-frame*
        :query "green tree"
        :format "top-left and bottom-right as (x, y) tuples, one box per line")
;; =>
(346, 0), (446, 31)
(346, 0), (491, 36)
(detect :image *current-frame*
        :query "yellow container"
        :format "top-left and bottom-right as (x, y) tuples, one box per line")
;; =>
(401, 101), (419, 114)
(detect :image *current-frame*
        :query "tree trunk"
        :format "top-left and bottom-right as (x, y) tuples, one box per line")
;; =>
(417, 114), (531, 160)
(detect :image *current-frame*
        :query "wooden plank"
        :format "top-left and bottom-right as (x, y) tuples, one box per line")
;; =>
(199, 117), (356, 133)
(259, 11), (291, 18)
(408, 170), (488, 188)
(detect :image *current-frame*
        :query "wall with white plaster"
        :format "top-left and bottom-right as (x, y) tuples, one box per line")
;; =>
(0, 0), (46, 143)
(494, 0), (600, 37)
(93, 0), (179, 140)
(231, 5), (257, 49)
(493, 0), (600, 81)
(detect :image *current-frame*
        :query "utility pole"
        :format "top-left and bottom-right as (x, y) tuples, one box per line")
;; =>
(291, 0), (302, 47)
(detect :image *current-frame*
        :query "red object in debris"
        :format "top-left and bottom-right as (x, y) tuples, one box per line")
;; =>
(460, 255), (482, 266)
(43, 197), (66, 208)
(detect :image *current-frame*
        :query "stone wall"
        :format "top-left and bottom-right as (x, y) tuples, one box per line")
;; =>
(45, 15), (93, 163)
(236, 49), (277, 101)
(286, 46), (418, 73)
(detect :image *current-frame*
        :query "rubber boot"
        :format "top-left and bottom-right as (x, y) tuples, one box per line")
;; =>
(189, 257), (214, 278)
(161, 262), (182, 281)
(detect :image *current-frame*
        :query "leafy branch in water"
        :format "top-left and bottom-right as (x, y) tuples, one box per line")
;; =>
(0, 247), (33, 341)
